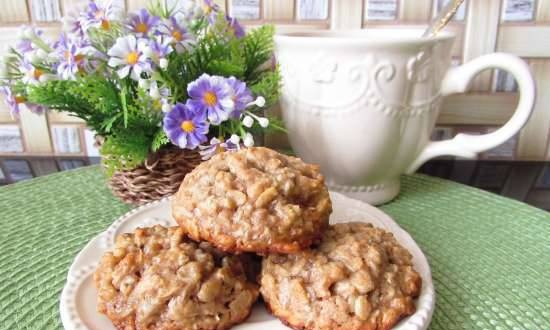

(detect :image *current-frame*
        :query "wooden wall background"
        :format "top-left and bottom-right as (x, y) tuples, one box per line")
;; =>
(0, 0), (549, 163)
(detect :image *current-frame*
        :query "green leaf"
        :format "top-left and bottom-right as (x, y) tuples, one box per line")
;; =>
(242, 25), (275, 80)
(249, 67), (281, 108)
(151, 129), (170, 152)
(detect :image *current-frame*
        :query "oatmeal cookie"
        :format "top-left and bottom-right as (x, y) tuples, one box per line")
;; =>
(172, 147), (332, 254)
(260, 222), (422, 330)
(94, 225), (259, 330)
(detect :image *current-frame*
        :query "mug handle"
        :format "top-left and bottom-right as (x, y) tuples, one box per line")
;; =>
(406, 53), (536, 173)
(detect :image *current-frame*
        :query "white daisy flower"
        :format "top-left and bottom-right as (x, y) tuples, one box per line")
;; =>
(107, 35), (151, 80)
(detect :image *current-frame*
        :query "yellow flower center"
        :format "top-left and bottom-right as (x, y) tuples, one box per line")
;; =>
(152, 99), (162, 110)
(203, 5), (212, 14)
(203, 91), (217, 106)
(126, 51), (139, 65)
(15, 96), (26, 104)
(101, 19), (110, 30)
(33, 68), (44, 79)
(172, 30), (183, 41)
(181, 120), (195, 133)
(65, 51), (85, 63)
(136, 22), (148, 34)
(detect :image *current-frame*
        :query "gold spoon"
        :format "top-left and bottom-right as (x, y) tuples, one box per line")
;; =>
(423, 0), (466, 38)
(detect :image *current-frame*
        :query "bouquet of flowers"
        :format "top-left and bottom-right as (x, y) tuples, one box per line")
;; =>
(0, 0), (282, 176)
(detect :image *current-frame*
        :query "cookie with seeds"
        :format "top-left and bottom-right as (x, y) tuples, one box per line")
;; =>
(172, 147), (332, 254)
(94, 225), (259, 330)
(260, 222), (422, 330)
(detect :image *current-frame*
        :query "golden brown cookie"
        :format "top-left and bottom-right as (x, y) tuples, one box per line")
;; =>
(172, 147), (332, 254)
(94, 225), (259, 330)
(260, 222), (422, 330)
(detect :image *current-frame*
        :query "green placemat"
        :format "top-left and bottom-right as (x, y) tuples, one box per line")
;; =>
(0, 166), (548, 330)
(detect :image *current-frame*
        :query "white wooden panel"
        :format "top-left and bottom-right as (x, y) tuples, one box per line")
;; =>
(0, 125), (24, 153)
(19, 110), (53, 154)
(271, 23), (330, 33)
(297, 0), (329, 20)
(516, 3), (550, 160)
(51, 125), (82, 153)
(0, 1), (30, 23)
(501, 0), (535, 21)
(463, 0), (502, 91)
(364, 0), (398, 21)
(231, 0), (261, 20)
(538, 0), (550, 20)
(31, 0), (62, 22)
(331, 0), (362, 29)
(126, 0), (147, 12)
(399, 0), (431, 22)
(60, 0), (87, 15)
(517, 60), (550, 159)
(0, 111), (16, 123)
(497, 26), (550, 58)
(438, 93), (517, 125)
(264, 0), (294, 21)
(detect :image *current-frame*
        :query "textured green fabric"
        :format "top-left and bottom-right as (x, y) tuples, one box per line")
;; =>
(0, 166), (548, 330)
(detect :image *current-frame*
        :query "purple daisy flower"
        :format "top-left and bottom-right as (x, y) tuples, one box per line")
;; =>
(225, 15), (245, 38)
(226, 76), (252, 118)
(163, 102), (209, 149)
(127, 8), (160, 37)
(199, 137), (223, 160)
(53, 33), (92, 80)
(202, 0), (219, 24)
(187, 74), (234, 124)
(81, 0), (121, 31)
(142, 36), (172, 69)
(107, 35), (151, 80)
(0, 86), (23, 117)
(198, 136), (240, 160)
(160, 17), (195, 53)
(0, 86), (45, 117)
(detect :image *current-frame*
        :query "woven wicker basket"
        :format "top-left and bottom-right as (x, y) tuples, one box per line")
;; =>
(106, 146), (203, 205)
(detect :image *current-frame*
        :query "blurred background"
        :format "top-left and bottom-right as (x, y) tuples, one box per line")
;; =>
(0, 0), (548, 207)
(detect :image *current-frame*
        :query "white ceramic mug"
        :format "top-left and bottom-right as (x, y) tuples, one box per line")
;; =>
(275, 29), (535, 205)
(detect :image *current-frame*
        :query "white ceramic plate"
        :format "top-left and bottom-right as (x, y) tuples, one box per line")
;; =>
(60, 191), (435, 330)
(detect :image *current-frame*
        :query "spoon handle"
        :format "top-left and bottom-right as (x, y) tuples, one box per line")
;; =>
(423, 0), (466, 38)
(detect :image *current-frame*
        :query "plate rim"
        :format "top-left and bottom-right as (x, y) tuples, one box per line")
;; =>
(60, 192), (435, 330)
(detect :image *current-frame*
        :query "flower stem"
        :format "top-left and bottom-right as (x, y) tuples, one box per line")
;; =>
(120, 82), (129, 128)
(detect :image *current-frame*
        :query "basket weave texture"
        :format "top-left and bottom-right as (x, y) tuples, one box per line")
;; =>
(107, 147), (202, 205)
